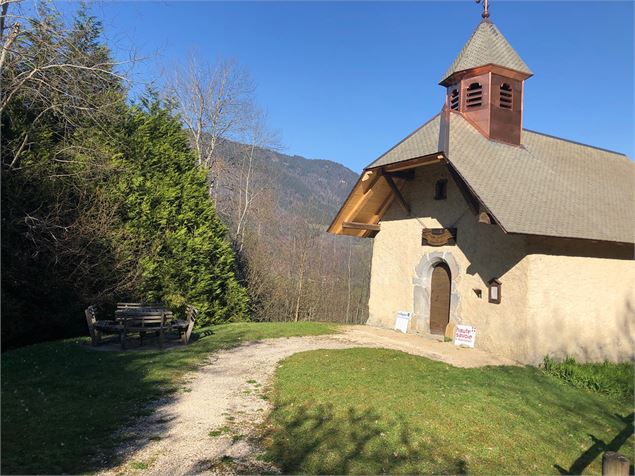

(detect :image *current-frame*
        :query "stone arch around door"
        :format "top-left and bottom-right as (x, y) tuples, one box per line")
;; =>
(411, 251), (461, 334)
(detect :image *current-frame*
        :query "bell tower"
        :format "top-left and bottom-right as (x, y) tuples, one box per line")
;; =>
(440, 4), (532, 145)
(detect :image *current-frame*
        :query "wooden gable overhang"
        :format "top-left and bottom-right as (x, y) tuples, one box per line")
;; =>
(327, 150), (501, 238)
(328, 153), (446, 238)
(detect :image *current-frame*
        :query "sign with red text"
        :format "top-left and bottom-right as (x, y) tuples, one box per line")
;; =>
(454, 325), (476, 348)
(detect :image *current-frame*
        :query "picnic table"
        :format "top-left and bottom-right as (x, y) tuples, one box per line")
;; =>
(85, 303), (197, 349)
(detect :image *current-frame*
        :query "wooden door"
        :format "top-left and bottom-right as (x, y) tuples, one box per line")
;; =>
(429, 263), (451, 334)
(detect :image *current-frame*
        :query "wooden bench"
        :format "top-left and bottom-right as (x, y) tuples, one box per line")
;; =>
(117, 302), (196, 345)
(171, 304), (198, 345)
(86, 302), (197, 348)
(85, 305), (123, 346)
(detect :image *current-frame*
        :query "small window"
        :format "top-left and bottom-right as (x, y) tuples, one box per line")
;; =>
(450, 89), (460, 111)
(488, 278), (501, 304)
(499, 83), (513, 109)
(434, 179), (447, 200)
(465, 82), (483, 109)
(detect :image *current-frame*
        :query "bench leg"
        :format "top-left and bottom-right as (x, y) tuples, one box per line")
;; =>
(121, 330), (126, 350)
(159, 328), (164, 350)
(183, 321), (194, 345)
(85, 313), (101, 346)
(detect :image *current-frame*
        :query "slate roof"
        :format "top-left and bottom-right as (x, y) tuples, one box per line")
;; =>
(441, 19), (532, 84)
(366, 113), (635, 244)
(367, 114), (443, 168)
(369, 115), (442, 168)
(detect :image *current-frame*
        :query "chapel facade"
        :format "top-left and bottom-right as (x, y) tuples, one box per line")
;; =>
(328, 9), (635, 363)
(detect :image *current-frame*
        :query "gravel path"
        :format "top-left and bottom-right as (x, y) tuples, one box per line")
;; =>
(97, 326), (515, 475)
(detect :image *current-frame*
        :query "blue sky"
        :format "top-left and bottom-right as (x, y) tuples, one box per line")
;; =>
(76, 1), (633, 171)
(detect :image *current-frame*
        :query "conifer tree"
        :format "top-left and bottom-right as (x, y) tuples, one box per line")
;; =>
(108, 95), (249, 325)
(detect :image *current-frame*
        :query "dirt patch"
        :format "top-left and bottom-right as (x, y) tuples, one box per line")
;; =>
(97, 326), (516, 475)
(336, 325), (517, 368)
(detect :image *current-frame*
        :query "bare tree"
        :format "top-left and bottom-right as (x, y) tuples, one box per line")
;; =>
(1, 1), (137, 171)
(166, 54), (255, 190)
(233, 110), (279, 252)
(0, 0), (20, 72)
(164, 51), (373, 326)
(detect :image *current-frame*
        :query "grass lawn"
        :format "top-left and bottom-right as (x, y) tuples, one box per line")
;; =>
(1, 321), (338, 475)
(263, 348), (634, 475)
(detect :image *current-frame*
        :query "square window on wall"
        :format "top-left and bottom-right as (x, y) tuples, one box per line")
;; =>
(434, 179), (448, 200)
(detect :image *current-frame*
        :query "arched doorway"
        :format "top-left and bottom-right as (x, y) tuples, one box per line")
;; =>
(412, 252), (460, 334)
(429, 262), (451, 334)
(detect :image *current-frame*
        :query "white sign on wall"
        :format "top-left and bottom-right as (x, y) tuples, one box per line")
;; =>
(454, 325), (476, 348)
(394, 311), (411, 334)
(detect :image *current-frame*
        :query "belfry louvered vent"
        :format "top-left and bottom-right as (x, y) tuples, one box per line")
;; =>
(500, 83), (513, 109)
(465, 82), (483, 108)
(450, 89), (460, 110)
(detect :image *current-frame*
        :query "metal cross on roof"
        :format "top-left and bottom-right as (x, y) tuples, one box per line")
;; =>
(475, 0), (490, 19)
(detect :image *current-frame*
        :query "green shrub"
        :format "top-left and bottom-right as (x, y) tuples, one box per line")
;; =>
(542, 356), (634, 402)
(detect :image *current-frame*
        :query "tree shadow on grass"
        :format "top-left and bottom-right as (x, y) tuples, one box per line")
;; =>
(261, 402), (468, 475)
(1, 339), (188, 475)
(0, 325), (279, 475)
(554, 413), (634, 475)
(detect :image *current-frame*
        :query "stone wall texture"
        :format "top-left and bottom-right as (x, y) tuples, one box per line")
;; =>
(367, 164), (635, 364)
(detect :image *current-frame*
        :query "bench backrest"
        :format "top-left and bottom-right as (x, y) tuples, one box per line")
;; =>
(122, 311), (167, 330)
(117, 302), (164, 309)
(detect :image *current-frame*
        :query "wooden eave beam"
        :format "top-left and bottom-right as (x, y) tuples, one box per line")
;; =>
(342, 221), (381, 231)
(479, 212), (494, 224)
(383, 173), (410, 215)
(341, 186), (382, 226)
(361, 168), (383, 193)
(378, 154), (442, 173)
(328, 153), (441, 236)
(327, 176), (377, 235)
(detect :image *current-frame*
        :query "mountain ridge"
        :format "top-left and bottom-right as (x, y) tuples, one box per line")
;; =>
(217, 141), (359, 228)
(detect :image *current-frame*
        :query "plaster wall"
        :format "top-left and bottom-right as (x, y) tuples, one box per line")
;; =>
(367, 164), (635, 363)
(522, 239), (635, 363)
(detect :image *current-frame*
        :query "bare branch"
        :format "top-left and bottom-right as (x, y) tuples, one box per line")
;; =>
(165, 53), (256, 187)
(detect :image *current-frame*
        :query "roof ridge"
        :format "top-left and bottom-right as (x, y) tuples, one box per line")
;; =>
(522, 128), (628, 157)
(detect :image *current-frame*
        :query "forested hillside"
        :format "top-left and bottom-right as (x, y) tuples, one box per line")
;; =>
(214, 142), (371, 324)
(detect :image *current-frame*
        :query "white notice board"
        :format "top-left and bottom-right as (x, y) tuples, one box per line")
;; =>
(394, 311), (411, 333)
